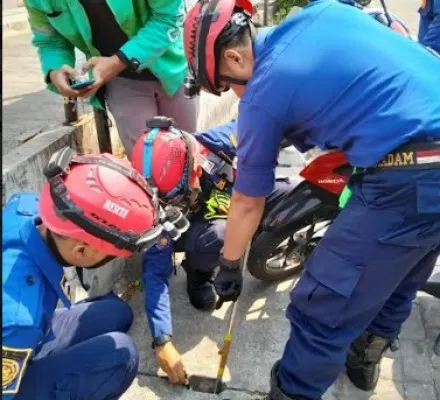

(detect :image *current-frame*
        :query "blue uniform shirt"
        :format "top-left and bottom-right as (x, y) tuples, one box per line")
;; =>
(235, 0), (440, 197)
(419, 0), (440, 53)
(2, 193), (71, 399)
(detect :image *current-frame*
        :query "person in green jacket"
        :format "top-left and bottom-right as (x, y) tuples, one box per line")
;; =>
(24, 0), (197, 156)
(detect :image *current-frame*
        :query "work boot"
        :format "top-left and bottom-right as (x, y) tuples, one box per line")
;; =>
(346, 331), (392, 391)
(182, 260), (216, 310)
(266, 361), (321, 400)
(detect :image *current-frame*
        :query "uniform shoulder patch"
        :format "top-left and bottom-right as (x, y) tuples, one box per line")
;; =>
(2, 346), (32, 395)
(16, 193), (39, 217)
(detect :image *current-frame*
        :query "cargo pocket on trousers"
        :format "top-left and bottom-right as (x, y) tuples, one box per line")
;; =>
(291, 245), (364, 328)
(378, 180), (440, 250)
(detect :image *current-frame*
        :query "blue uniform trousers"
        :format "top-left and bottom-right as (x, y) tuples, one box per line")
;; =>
(278, 169), (440, 399)
(16, 294), (138, 400)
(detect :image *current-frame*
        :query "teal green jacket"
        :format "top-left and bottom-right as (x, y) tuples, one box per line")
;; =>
(24, 0), (188, 107)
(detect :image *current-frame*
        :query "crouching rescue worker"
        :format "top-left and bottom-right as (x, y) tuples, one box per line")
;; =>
(130, 116), (294, 384)
(2, 147), (166, 399)
(184, 0), (440, 399)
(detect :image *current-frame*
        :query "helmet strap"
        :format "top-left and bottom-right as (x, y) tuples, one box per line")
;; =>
(46, 229), (116, 269)
(219, 74), (248, 86)
(83, 255), (116, 270)
(46, 229), (73, 267)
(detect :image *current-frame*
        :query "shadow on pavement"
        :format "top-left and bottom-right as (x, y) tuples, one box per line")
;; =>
(127, 255), (296, 397)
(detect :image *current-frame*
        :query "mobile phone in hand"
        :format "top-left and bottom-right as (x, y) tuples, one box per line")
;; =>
(71, 78), (95, 90)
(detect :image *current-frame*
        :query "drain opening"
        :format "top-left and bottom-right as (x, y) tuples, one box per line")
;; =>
(188, 375), (227, 394)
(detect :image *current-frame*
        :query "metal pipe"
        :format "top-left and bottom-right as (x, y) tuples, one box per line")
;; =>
(213, 242), (251, 394)
(63, 97), (78, 125)
(263, 0), (269, 25)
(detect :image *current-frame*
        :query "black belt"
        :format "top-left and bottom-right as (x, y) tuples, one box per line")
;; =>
(376, 141), (440, 169)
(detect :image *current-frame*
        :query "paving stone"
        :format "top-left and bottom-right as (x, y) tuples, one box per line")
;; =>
(404, 382), (438, 400)
(128, 270), (295, 394)
(419, 295), (440, 344)
(400, 340), (435, 385)
(126, 270), (440, 399)
(380, 353), (404, 382)
(400, 303), (426, 341)
(433, 365), (440, 400)
(331, 373), (405, 400)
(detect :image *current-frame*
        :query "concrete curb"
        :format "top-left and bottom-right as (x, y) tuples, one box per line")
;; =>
(2, 125), (77, 205)
(3, 7), (30, 37)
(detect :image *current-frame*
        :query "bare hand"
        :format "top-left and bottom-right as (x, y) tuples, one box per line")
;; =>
(80, 55), (126, 98)
(49, 65), (88, 98)
(155, 341), (188, 385)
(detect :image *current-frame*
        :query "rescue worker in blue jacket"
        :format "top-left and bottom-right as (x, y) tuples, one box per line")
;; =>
(184, 0), (440, 399)
(2, 148), (170, 399)
(419, 0), (440, 53)
(132, 116), (295, 384)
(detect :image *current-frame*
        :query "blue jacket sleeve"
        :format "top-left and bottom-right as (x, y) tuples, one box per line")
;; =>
(142, 237), (174, 338)
(195, 119), (238, 161)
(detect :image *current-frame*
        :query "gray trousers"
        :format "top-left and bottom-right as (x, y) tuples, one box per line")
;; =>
(106, 77), (198, 157)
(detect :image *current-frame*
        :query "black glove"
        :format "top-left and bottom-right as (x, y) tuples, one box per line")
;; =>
(214, 256), (243, 308)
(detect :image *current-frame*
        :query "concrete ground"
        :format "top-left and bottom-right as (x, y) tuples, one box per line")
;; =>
(120, 256), (440, 400)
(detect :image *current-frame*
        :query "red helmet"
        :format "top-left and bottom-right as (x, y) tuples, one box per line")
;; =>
(132, 117), (207, 205)
(40, 147), (163, 257)
(184, 0), (254, 95)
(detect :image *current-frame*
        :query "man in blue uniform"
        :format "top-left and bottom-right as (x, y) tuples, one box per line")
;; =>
(2, 148), (171, 399)
(132, 117), (294, 384)
(184, 0), (440, 399)
(419, 0), (440, 53)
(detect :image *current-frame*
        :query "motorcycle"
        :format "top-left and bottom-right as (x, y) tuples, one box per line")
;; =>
(248, 149), (349, 281)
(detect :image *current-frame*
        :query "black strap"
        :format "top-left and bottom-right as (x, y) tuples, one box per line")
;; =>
(197, 0), (222, 94)
(219, 74), (248, 86)
(180, 130), (196, 190)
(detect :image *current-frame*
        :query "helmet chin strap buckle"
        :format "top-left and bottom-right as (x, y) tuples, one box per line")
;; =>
(159, 206), (191, 241)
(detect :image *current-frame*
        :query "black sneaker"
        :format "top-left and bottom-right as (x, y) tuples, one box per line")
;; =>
(346, 331), (392, 391)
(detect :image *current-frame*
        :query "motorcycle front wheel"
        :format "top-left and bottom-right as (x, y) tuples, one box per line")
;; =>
(248, 223), (323, 281)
